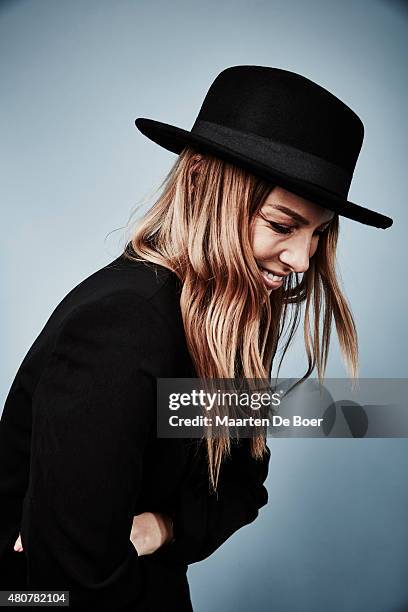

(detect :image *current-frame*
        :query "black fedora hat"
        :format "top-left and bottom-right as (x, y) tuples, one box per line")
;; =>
(135, 65), (393, 229)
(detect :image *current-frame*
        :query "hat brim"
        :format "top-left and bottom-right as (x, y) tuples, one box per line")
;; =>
(135, 117), (393, 230)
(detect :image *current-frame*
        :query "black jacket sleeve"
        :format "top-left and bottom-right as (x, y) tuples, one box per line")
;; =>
(16, 292), (175, 609)
(161, 437), (270, 566)
(1, 286), (271, 602)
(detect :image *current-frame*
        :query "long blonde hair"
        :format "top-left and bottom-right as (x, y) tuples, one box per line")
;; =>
(123, 147), (358, 490)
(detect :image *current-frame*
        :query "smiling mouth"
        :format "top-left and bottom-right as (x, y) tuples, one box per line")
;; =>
(257, 264), (286, 280)
(259, 268), (283, 281)
(256, 264), (288, 290)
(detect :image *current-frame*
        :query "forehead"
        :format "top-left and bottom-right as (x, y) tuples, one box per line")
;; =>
(263, 186), (335, 225)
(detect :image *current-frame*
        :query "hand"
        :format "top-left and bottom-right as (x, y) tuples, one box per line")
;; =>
(14, 533), (23, 552)
(130, 511), (174, 556)
(13, 511), (175, 556)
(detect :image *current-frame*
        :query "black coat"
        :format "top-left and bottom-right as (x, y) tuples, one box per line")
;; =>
(0, 246), (270, 611)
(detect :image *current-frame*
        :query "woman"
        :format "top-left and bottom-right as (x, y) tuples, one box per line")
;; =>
(0, 66), (392, 611)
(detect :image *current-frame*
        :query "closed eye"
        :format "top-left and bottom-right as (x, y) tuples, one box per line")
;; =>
(269, 222), (293, 235)
(258, 211), (332, 236)
(269, 221), (329, 236)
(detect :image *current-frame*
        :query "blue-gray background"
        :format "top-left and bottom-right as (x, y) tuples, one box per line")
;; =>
(1, 1), (407, 610)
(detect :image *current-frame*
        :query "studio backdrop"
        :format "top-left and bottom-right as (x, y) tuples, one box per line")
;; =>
(1, 1), (407, 611)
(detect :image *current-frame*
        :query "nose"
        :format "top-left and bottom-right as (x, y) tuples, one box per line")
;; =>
(278, 234), (311, 274)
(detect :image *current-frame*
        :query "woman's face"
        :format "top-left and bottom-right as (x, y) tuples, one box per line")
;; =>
(251, 186), (335, 294)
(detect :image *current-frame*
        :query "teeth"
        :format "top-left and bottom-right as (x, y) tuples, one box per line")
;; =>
(260, 267), (283, 282)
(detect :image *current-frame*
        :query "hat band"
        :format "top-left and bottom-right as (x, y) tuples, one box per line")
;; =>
(192, 119), (351, 195)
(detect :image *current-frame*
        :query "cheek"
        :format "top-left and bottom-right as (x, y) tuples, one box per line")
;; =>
(251, 226), (279, 259)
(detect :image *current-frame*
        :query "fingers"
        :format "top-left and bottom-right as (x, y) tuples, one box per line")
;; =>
(129, 512), (174, 555)
(14, 534), (23, 552)
(155, 512), (174, 544)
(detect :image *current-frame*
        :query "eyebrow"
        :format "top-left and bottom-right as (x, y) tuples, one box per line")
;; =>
(266, 204), (333, 228)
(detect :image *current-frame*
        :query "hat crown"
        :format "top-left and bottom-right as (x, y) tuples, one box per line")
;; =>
(193, 65), (364, 177)
(134, 64), (393, 228)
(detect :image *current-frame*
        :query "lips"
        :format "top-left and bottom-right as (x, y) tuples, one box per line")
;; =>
(257, 265), (285, 290)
